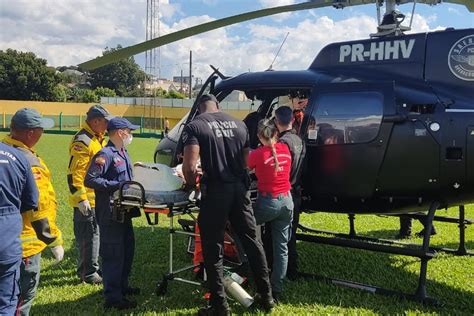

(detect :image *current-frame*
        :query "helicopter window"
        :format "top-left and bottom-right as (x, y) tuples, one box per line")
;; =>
(408, 104), (435, 114)
(309, 91), (383, 145)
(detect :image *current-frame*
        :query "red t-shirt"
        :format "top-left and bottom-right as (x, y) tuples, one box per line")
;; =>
(248, 143), (292, 195)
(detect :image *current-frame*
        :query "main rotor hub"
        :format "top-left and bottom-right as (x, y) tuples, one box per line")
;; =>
(371, 0), (414, 37)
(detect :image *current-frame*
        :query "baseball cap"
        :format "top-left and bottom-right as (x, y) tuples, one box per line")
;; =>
(198, 94), (218, 104)
(107, 117), (140, 131)
(11, 108), (54, 129)
(274, 106), (294, 125)
(86, 104), (113, 121)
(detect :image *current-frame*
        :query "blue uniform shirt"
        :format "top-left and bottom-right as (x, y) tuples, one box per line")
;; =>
(0, 143), (38, 264)
(84, 141), (133, 223)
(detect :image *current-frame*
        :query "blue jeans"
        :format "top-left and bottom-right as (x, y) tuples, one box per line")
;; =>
(18, 252), (41, 316)
(254, 192), (293, 294)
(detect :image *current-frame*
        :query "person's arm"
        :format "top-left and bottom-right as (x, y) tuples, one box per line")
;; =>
(242, 147), (249, 169)
(28, 165), (63, 247)
(84, 153), (120, 192)
(183, 144), (200, 188)
(20, 160), (39, 212)
(247, 148), (258, 171)
(182, 124), (200, 188)
(67, 142), (91, 206)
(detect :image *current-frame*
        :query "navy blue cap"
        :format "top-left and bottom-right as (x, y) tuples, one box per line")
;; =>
(86, 105), (112, 121)
(11, 108), (54, 129)
(274, 106), (293, 125)
(198, 94), (218, 104)
(107, 117), (139, 131)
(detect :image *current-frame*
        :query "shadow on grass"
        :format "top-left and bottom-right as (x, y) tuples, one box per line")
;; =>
(279, 238), (474, 314)
(34, 219), (474, 315)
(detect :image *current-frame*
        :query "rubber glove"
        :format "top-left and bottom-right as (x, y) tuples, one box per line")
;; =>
(50, 245), (64, 263)
(78, 200), (92, 216)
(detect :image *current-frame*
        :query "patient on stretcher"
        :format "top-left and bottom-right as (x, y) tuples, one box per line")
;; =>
(117, 162), (191, 206)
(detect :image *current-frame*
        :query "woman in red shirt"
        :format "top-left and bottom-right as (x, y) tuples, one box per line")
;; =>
(248, 119), (293, 301)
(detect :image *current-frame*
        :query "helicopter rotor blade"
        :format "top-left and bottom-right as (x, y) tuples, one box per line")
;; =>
(78, 0), (472, 70)
(443, 0), (474, 12)
(78, 0), (378, 70)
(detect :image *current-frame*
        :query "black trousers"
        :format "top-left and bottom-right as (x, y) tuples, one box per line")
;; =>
(198, 181), (271, 308)
(263, 189), (301, 272)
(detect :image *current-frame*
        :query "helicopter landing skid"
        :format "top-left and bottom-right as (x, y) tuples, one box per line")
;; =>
(299, 205), (473, 257)
(296, 201), (440, 304)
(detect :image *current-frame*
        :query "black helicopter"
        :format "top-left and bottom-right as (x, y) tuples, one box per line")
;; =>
(79, 0), (473, 304)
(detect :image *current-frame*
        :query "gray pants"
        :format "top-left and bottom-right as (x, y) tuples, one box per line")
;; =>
(18, 252), (41, 316)
(73, 208), (100, 282)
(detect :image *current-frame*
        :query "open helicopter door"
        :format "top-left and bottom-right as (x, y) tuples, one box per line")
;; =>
(301, 81), (395, 211)
(168, 70), (220, 167)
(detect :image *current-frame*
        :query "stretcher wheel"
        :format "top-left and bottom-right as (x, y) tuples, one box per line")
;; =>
(156, 278), (168, 296)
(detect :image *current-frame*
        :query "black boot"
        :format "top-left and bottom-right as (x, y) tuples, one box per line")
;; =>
(253, 293), (275, 312)
(415, 226), (437, 237)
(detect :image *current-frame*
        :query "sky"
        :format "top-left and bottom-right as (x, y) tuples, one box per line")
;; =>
(1, 0), (473, 82)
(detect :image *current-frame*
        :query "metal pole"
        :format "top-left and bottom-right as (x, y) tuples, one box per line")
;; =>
(189, 50), (192, 99)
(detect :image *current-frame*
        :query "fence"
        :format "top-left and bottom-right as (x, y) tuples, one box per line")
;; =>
(1, 112), (165, 136)
(100, 97), (254, 111)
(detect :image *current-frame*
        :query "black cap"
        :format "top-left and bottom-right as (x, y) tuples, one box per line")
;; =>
(86, 105), (113, 121)
(11, 108), (54, 129)
(274, 106), (293, 125)
(107, 117), (140, 131)
(198, 94), (218, 104)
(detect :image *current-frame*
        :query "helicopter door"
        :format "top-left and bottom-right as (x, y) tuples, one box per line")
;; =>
(170, 71), (219, 166)
(302, 82), (394, 199)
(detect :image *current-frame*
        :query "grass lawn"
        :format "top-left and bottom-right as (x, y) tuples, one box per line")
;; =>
(1, 132), (473, 315)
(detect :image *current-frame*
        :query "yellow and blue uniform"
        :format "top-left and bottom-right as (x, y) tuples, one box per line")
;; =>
(67, 122), (106, 282)
(0, 142), (38, 315)
(3, 136), (63, 255)
(85, 140), (135, 305)
(68, 122), (107, 208)
(2, 136), (63, 316)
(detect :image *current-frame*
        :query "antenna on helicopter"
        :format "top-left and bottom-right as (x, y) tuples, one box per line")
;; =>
(267, 32), (290, 71)
(371, 0), (417, 37)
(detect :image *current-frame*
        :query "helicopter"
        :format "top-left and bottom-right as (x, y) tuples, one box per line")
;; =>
(79, 0), (474, 304)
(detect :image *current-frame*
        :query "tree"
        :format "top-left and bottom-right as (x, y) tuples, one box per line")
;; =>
(51, 84), (68, 102)
(167, 90), (186, 99)
(94, 86), (116, 98)
(0, 49), (61, 101)
(87, 45), (147, 97)
(81, 89), (99, 103)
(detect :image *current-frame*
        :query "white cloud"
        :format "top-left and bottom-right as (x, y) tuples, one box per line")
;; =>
(0, 1), (452, 82)
(0, 0), (178, 66)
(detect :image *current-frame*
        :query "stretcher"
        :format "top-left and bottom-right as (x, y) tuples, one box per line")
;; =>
(112, 163), (246, 298)
(112, 178), (202, 295)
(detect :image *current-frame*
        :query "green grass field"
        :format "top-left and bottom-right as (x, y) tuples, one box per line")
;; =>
(1, 132), (473, 315)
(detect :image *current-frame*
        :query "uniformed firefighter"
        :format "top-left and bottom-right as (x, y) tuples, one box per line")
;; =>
(84, 117), (140, 310)
(0, 142), (38, 316)
(2, 108), (64, 316)
(67, 105), (111, 284)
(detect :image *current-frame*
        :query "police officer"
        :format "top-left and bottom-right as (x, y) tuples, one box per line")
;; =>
(84, 117), (139, 310)
(182, 94), (273, 316)
(3, 108), (64, 315)
(0, 142), (38, 316)
(274, 106), (306, 280)
(67, 105), (111, 284)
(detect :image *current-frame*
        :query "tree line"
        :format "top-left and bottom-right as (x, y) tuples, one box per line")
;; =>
(0, 46), (186, 103)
